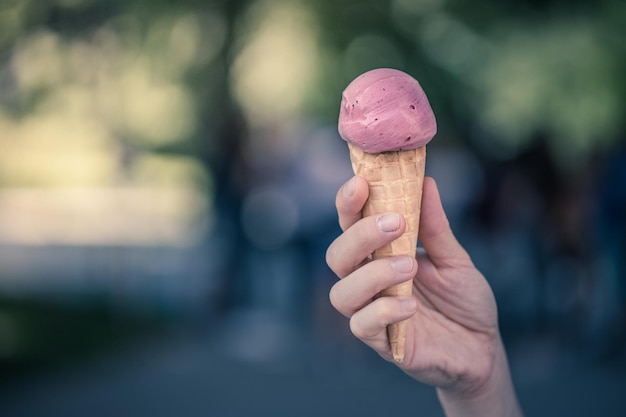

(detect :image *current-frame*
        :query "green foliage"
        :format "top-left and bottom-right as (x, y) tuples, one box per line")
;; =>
(1, 0), (624, 170)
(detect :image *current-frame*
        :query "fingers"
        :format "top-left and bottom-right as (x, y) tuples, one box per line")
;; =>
(336, 176), (369, 231)
(326, 212), (406, 279)
(419, 177), (472, 268)
(329, 256), (417, 317)
(349, 296), (417, 353)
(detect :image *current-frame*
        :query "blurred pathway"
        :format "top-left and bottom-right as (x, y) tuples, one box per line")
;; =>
(1, 322), (625, 417)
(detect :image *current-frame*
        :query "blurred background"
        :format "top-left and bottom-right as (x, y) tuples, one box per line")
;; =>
(0, 0), (625, 415)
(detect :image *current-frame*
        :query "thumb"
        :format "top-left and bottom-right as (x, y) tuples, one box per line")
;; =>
(418, 177), (472, 268)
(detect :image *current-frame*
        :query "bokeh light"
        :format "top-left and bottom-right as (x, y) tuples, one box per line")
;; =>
(231, 0), (320, 127)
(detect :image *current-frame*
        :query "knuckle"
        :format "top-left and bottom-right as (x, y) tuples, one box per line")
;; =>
(328, 284), (341, 310)
(375, 299), (394, 322)
(325, 244), (338, 271)
(350, 223), (373, 252)
(335, 184), (344, 207)
(349, 316), (365, 339)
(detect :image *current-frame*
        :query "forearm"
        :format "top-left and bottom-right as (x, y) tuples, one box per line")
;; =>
(436, 338), (524, 417)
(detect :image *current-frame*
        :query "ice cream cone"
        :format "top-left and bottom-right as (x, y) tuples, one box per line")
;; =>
(348, 142), (426, 363)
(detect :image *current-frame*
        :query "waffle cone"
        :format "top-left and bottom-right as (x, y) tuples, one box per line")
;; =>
(348, 143), (426, 363)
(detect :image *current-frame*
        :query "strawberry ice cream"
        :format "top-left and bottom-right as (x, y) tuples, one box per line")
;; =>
(338, 68), (437, 153)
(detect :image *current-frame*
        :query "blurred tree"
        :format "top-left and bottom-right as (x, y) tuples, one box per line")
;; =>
(310, 0), (625, 171)
(1, 0), (624, 179)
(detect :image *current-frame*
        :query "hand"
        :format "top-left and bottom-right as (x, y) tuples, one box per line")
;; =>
(326, 176), (523, 416)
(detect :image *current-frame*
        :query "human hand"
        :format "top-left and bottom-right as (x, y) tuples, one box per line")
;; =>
(326, 176), (523, 416)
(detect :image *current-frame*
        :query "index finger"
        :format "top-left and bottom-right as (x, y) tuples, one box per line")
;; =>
(336, 176), (369, 231)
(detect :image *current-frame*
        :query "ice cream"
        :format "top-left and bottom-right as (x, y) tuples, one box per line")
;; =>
(338, 68), (437, 363)
(338, 68), (436, 153)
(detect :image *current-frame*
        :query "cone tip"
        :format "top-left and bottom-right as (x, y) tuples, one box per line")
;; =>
(392, 345), (405, 363)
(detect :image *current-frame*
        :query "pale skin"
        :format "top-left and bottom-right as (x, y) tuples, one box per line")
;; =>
(326, 176), (524, 417)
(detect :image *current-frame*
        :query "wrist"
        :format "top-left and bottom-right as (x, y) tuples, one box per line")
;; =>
(436, 337), (523, 417)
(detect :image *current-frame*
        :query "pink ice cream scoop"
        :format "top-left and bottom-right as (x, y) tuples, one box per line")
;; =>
(338, 68), (437, 153)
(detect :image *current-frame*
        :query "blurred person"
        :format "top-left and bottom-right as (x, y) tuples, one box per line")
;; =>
(326, 176), (524, 417)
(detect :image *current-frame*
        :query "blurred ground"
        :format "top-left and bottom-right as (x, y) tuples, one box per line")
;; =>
(1, 314), (625, 417)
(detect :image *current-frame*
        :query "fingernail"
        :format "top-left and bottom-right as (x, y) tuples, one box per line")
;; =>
(399, 298), (417, 313)
(377, 213), (400, 232)
(343, 177), (356, 197)
(392, 256), (414, 274)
